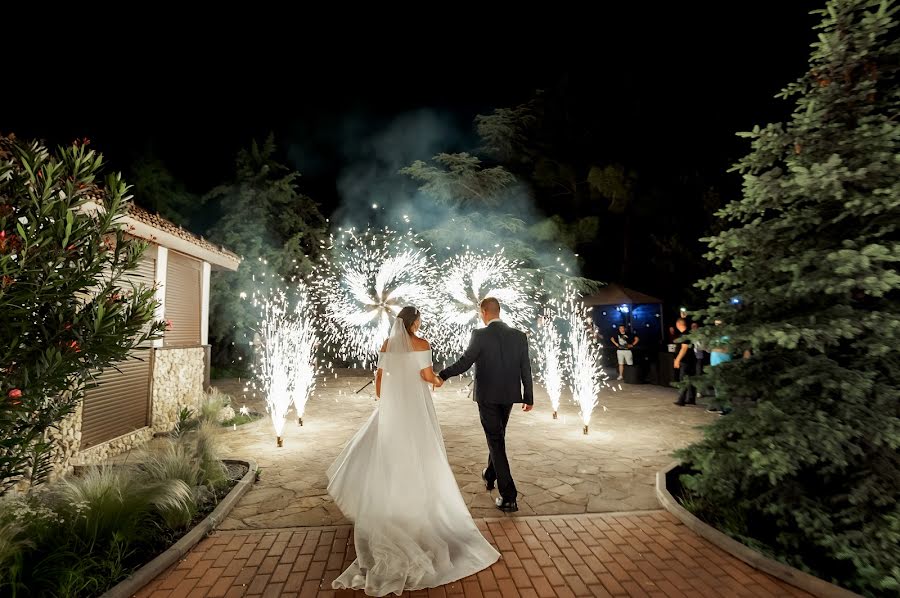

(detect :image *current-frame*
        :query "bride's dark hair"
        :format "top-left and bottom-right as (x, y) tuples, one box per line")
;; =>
(396, 306), (420, 334)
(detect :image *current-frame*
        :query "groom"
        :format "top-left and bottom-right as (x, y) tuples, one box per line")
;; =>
(439, 297), (533, 512)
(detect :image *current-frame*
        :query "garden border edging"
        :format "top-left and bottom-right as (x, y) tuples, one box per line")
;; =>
(99, 458), (258, 598)
(656, 461), (861, 598)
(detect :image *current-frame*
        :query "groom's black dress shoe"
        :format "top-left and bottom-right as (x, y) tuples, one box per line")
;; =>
(482, 468), (495, 491)
(495, 497), (518, 512)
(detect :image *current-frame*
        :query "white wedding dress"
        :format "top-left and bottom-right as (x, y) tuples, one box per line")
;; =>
(327, 320), (500, 596)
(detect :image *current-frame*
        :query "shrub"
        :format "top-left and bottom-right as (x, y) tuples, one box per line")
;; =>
(678, 1), (900, 593)
(0, 136), (165, 493)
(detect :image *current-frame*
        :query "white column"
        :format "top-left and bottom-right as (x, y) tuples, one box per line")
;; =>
(201, 261), (211, 346)
(154, 247), (168, 348)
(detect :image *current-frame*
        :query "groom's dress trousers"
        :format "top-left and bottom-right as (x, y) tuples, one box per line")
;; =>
(439, 321), (534, 502)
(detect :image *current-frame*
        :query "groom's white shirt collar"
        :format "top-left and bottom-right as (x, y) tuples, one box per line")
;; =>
(486, 318), (503, 326)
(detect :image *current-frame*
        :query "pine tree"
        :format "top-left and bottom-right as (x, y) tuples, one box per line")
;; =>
(678, 1), (899, 593)
(399, 152), (600, 295)
(398, 152), (531, 255)
(0, 136), (164, 493)
(129, 154), (201, 227)
(205, 135), (327, 368)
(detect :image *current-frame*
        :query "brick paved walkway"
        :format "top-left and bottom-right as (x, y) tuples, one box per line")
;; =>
(136, 511), (809, 598)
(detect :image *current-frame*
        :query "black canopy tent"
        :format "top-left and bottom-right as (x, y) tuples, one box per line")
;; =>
(583, 283), (664, 345)
(582, 284), (669, 384)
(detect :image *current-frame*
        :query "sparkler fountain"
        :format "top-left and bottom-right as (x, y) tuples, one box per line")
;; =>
(313, 227), (438, 377)
(564, 289), (605, 434)
(433, 248), (536, 361)
(250, 276), (319, 446)
(290, 283), (319, 426)
(536, 306), (565, 419)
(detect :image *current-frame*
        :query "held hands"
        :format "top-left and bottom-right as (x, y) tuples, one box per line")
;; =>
(431, 371), (444, 391)
(522, 403), (533, 412)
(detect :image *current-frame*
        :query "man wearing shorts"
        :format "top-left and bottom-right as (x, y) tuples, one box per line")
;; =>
(611, 324), (639, 381)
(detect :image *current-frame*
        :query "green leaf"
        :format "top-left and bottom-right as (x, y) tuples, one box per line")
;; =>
(63, 209), (74, 248)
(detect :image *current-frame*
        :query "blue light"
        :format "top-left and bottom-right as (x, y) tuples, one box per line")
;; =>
(618, 304), (630, 313)
(730, 296), (742, 305)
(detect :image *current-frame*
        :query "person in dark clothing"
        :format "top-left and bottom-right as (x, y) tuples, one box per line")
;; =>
(439, 297), (533, 512)
(690, 321), (706, 378)
(673, 318), (697, 406)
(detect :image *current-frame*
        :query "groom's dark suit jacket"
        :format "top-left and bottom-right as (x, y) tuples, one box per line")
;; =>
(439, 320), (534, 405)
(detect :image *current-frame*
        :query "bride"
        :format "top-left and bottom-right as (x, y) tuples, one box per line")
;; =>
(327, 306), (500, 596)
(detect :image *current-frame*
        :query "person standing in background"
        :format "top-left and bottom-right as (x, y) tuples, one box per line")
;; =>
(690, 322), (707, 399)
(691, 321), (707, 377)
(610, 324), (639, 381)
(706, 319), (733, 414)
(673, 318), (697, 406)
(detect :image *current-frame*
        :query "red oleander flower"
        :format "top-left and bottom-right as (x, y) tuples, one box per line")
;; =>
(165, 320), (173, 331)
(68, 340), (81, 352)
(8, 389), (22, 399)
(0, 232), (22, 254)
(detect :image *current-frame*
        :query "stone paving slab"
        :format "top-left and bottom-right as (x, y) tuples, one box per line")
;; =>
(135, 510), (811, 598)
(211, 372), (715, 529)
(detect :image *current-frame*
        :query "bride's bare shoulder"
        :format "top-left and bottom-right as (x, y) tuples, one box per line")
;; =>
(411, 336), (430, 350)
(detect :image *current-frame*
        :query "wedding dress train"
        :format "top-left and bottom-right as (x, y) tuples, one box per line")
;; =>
(327, 329), (499, 596)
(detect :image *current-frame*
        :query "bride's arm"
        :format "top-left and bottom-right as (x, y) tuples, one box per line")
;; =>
(375, 340), (388, 399)
(415, 339), (442, 386)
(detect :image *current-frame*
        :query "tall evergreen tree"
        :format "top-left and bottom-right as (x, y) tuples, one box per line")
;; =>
(129, 154), (201, 227)
(399, 152), (599, 294)
(205, 135), (326, 367)
(678, 1), (899, 593)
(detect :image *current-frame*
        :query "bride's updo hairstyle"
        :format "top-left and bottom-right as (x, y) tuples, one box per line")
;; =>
(397, 306), (420, 334)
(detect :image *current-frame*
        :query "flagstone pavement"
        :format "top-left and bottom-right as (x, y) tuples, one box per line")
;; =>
(210, 372), (715, 528)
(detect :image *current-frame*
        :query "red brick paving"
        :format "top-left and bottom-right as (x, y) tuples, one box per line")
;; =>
(136, 511), (810, 597)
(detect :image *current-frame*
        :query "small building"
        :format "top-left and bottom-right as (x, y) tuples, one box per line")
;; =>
(50, 205), (240, 477)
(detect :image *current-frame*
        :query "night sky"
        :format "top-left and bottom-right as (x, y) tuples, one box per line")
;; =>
(3, 3), (821, 302)
(4, 4), (819, 204)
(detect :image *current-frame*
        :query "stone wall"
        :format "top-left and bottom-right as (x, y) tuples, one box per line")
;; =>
(69, 427), (154, 469)
(31, 346), (207, 490)
(46, 395), (80, 482)
(151, 346), (206, 432)
(24, 394), (154, 490)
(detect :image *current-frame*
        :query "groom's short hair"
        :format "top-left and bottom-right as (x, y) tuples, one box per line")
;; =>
(480, 297), (501, 315)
